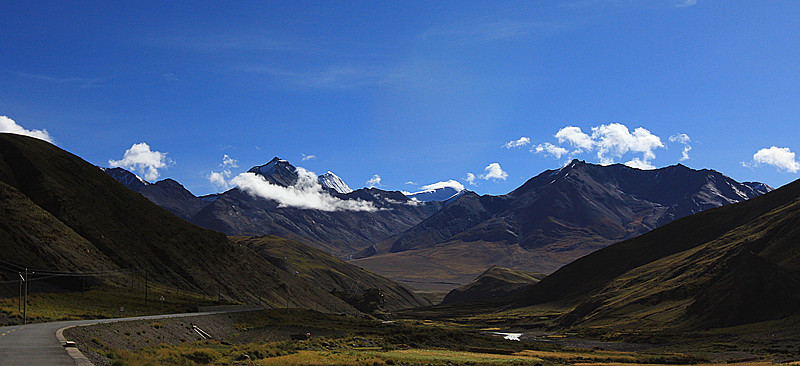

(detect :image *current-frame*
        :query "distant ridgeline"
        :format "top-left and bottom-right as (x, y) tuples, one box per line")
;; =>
(0, 133), (429, 314)
(350, 160), (771, 290)
(103, 157), (447, 257)
(487, 174), (800, 333)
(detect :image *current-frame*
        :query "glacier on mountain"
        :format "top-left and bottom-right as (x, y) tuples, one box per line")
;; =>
(318, 171), (353, 194)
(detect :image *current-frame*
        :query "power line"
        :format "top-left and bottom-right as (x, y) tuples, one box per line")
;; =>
(0, 258), (136, 276)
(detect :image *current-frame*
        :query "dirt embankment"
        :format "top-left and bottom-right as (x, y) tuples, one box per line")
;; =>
(64, 311), (340, 366)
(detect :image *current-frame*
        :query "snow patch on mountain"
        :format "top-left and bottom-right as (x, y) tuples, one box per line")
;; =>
(248, 157), (289, 177)
(403, 180), (465, 202)
(742, 182), (774, 195)
(318, 171), (353, 194)
(249, 158), (289, 175)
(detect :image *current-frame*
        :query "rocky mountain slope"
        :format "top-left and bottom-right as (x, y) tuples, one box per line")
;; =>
(503, 175), (800, 331)
(101, 167), (209, 220)
(318, 171), (353, 194)
(353, 160), (769, 290)
(106, 157), (444, 257)
(0, 133), (428, 312)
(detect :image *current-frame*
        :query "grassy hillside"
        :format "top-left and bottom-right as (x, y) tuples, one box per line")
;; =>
(0, 133), (354, 313)
(352, 240), (561, 292)
(507, 177), (800, 334)
(233, 235), (431, 311)
(0, 181), (118, 274)
(441, 266), (545, 305)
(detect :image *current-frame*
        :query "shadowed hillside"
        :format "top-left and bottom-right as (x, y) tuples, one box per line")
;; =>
(0, 134), (422, 313)
(507, 176), (800, 331)
(440, 266), (545, 305)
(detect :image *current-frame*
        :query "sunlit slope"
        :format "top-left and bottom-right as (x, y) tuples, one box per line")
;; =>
(235, 235), (431, 310)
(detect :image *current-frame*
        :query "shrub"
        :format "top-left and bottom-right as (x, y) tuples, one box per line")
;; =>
(184, 349), (220, 364)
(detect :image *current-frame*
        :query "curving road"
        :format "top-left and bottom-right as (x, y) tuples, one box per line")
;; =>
(0, 310), (256, 366)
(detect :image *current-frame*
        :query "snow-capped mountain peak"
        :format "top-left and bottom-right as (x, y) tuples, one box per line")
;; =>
(248, 157), (290, 177)
(403, 180), (465, 202)
(247, 157), (298, 187)
(318, 171), (353, 194)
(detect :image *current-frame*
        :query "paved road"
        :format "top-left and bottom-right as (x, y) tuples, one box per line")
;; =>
(0, 310), (253, 366)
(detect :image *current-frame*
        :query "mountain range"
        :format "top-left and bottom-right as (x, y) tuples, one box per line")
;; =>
(102, 151), (771, 292)
(5, 131), (795, 337)
(352, 160), (771, 290)
(0, 133), (429, 312)
(107, 158), (446, 257)
(482, 172), (800, 333)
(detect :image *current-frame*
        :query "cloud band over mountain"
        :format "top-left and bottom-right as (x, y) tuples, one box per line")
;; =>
(532, 123), (676, 170)
(232, 167), (379, 212)
(109, 142), (170, 181)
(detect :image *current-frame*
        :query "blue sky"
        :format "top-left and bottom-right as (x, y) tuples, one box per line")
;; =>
(2, 1), (799, 196)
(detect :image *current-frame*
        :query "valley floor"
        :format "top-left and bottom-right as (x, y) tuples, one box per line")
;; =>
(63, 308), (800, 365)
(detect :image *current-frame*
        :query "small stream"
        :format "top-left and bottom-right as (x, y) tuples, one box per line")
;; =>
(491, 332), (522, 341)
(490, 330), (655, 351)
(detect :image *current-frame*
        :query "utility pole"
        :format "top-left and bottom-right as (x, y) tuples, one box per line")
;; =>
(18, 272), (22, 312)
(23, 268), (28, 325)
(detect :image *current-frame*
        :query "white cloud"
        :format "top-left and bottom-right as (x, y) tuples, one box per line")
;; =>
(465, 173), (477, 185)
(0, 116), (54, 143)
(675, 0), (697, 8)
(109, 142), (169, 181)
(366, 174), (382, 188)
(503, 136), (531, 149)
(404, 181), (416, 185)
(669, 133), (690, 144)
(208, 171), (231, 189)
(222, 154), (239, 168)
(533, 143), (569, 159)
(480, 162), (508, 180)
(208, 155), (240, 189)
(231, 167), (377, 212)
(534, 123), (666, 168)
(418, 180), (465, 192)
(301, 154), (316, 161)
(669, 133), (692, 161)
(745, 146), (800, 173)
(591, 123), (664, 166)
(555, 126), (593, 151)
(625, 158), (656, 170)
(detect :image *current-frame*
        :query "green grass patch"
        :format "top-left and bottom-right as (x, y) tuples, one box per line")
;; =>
(0, 285), (230, 323)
